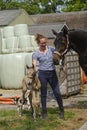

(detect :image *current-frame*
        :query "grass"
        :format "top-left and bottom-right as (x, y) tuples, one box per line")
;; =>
(76, 101), (87, 109)
(0, 105), (87, 130)
(0, 107), (76, 130)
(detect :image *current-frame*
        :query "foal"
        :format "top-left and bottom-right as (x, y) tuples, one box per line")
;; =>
(18, 65), (41, 119)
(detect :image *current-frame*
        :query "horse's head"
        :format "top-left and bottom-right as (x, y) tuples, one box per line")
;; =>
(52, 25), (69, 65)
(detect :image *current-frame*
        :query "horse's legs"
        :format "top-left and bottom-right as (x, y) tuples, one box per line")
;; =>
(22, 90), (27, 104)
(29, 92), (34, 116)
(32, 106), (36, 120)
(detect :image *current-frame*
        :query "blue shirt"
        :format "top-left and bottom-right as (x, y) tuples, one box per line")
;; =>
(32, 46), (55, 71)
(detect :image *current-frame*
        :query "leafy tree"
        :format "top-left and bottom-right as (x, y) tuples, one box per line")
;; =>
(0, 0), (87, 14)
(63, 0), (87, 12)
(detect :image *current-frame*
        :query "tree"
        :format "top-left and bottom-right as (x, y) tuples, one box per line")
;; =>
(0, 0), (87, 14)
(63, 0), (87, 12)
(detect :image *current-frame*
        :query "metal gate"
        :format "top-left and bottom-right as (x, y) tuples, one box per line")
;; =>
(65, 51), (81, 96)
(56, 51), (82, 97)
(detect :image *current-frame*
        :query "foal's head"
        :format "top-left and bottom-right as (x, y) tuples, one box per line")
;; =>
(26, 65), (40, 90)
(52, 25), (69, 65)
(26, 65), (36, 85)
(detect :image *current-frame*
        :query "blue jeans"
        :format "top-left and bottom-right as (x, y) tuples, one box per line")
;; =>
(38, 70), (64, 112)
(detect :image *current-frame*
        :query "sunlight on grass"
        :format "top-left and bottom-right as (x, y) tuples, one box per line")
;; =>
(0, 110), (16, 117)
(64, 110), (75, 120)
(0, 108), (75, 130)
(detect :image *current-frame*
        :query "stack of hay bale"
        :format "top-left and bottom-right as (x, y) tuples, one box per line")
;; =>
(0, 24), (38, 89)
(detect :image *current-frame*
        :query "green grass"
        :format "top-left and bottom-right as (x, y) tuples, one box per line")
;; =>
(0, 108), (75, 130)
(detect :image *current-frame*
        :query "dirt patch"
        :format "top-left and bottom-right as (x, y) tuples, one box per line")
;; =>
(55, 109), (87, 130)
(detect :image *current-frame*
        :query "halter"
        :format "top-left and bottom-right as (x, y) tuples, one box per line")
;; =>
(54, 34), (69, 57)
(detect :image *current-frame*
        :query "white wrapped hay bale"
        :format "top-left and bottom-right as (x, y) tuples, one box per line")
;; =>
(30, 35), (39, 50)
(0, 29), (3, 54)
(0, 28), (3, 37)
(1, 37), (19, 54)
(25, 52), (33, 67)
(6, 36), (19, 49)
(0, 53), (33, 89)
(3, 26), (14, 38)
(19, 35), (31, 48)
(2, 38), (6, 49)
(14, 24), (29, 36)
(1, 38), (9, 54)
(19, 35), (34, 52)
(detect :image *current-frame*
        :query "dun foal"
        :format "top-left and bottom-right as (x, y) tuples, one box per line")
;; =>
(18, 65), (41, 120)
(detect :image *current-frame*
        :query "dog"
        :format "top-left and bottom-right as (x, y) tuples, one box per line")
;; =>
(17, 65), (41, 120)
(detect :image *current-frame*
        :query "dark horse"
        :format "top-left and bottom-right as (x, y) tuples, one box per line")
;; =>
(52, 25), (87, 76)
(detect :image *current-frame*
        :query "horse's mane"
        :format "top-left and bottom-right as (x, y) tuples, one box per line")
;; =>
(69, 29), (75, 31)
(69, 29), (87, 33)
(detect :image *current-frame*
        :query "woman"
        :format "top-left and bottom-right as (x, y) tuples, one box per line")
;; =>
(32, 34), (64, 119)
